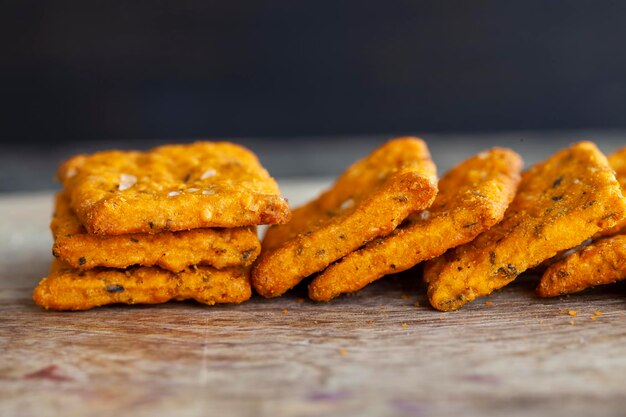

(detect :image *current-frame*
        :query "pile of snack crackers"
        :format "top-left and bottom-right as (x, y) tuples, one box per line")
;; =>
(34, 138), (626, 311)
(34, 142), (290, 310)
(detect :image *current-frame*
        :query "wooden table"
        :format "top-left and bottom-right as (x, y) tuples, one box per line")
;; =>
(1, 181), (626, 417)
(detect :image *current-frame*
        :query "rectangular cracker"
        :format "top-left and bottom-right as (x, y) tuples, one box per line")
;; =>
(424, 141), (626, 311)
(58, 141), (291, 235)
(308, 148), (522, 301)
(51, 192), (260, 272)
(252, 137), (438, 297)
(33, 260), (251, 311)
(537, 234), (626, 297)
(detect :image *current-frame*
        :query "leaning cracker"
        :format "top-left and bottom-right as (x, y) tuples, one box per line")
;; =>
(58, 141), (290, 235)
(596, 146), (626, 236)
(33, 260), (251, 311)
(536, 145), (626, 269)
(425, 141), (626, 311)
(537, 234), (626, 297)
(253, 137), (438, 297)
(309, 148), (522, 301)
(51, 192), (260, 272)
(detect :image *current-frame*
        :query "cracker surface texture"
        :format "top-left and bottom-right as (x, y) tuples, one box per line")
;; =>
(538, 234), (626, 297)
(595, 146), (626, 236)
(58, 142), (290, 235)
(309, 148), (522, 301)
(252, 137), (438, 297)
(51, 193), (260, 272)
(425, 141), (626, 311)
(33, 260), (251, 311)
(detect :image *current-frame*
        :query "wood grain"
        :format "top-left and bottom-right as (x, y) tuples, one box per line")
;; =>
(1, 188), (626, 417)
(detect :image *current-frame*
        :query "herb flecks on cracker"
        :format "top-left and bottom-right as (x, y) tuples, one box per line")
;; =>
(425, 141), (626, 311)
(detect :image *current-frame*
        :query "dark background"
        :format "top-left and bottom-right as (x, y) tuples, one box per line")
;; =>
(3, 0), (626, 146)
(3, 1), (626, 191)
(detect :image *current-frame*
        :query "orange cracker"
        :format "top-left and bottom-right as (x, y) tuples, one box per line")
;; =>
(539, 145), (626, 268)
(596, 146), (626, 236)
(33, 260), (251, 311)
(252, 137), (438, 297)
(309, 148), (522, 301)
(51, 192), (260, 272)
(537, 234), (626, 297)
(58, 141), (291, 235)
(424, 141), (626, 311)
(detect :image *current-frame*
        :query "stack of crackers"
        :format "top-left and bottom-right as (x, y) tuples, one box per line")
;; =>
(33, 142), (291, 310)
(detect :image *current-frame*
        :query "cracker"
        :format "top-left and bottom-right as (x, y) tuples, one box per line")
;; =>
(424, 141), (626, 311)
(252, 137), (438, 297)
(609, 146), (626, 190)
(51, 193), (260, 272)
(33, 260), (251, 311)
(596, 146), (626, 236)
(309, 148), (522, 301)
(58, 141), (290, 235)
(537, 234), (626, 297)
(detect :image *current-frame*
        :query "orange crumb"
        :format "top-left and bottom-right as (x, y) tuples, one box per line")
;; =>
(366, 320), (374, 324)
(414, 301), (420, 307)
(338, 348), (348, 356)
(568, 310), (577, 317)
(401, 323), (408, 329)
(569, 320), (575, 325)
(594, 311), (603, 316)
(401, 292), (411, 300)
(485, 301), (494, 307)
(439, 316), (444, 321)
(282, 309), (289, 314)
(591, 316), (597, 321)
(295, 298), (305, 304)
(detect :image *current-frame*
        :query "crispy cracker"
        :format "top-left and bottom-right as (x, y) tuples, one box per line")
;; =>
(33, 260), (251, 311)
(252, 137), (438, 297)
(595, 146), (626, 236)
(309, 148), (522, 301)
(537, 234), (626, 297)
(58, 142), (290, 235)
(424, 141), (626, 311)
(51, 192), (260, 272)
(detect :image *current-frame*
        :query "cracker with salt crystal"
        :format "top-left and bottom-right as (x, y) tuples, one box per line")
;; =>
(252, 137), (438, 298)
(51, 192), (260, 272)
(58, 142), (291, 235)
(309, 148), (522, 301)
(424, 141), (626, 311)
(33, 259), (251, 311)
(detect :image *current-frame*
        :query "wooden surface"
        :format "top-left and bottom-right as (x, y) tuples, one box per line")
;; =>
(1, 183), (626, 417)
